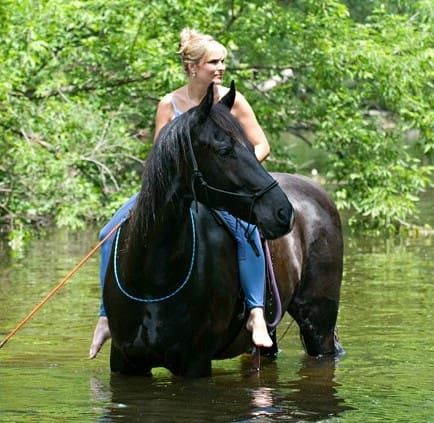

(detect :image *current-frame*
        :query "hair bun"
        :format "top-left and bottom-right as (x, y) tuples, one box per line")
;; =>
(180, 28), (200, 44)
(179, 28), (212, 55)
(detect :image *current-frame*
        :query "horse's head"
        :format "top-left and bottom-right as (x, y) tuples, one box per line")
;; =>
(186, 82), (294, 239)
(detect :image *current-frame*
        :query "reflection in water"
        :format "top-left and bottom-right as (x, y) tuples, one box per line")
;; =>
(242, 355), (355, 422)
(89, 355), (353, 422)
(249, 386), (280, 418)
(282, 356), (355, 421)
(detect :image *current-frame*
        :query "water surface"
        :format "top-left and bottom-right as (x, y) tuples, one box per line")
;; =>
(1, 195), (433, 422)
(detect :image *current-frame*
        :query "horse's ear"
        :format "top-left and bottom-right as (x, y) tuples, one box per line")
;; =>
(195, 83), (214, 123)
(219, 80), (236, 110)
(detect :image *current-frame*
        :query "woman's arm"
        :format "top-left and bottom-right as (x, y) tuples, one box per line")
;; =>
(153, 95), (174, 141)
(231, 92), (270, 162)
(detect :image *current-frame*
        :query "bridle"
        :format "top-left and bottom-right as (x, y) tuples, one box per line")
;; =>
(186, 126), (279, 234)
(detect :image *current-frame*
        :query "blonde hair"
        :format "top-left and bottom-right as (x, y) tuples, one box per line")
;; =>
(178, 28), (227, 75)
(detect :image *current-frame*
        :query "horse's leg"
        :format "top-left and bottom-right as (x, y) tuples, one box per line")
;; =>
(109, 343), (152, 376)
(182, 358), (212, 378)
(287, 239), (344, 357)
(168, 353), (212, 378)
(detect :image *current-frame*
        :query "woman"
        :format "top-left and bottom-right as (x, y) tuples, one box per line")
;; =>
(89, 28), (272, 359)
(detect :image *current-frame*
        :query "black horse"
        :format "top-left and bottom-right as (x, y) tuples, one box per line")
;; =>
(104, 82), (343, 377)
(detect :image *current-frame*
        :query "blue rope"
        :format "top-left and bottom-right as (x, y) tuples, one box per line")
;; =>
(113, 208), (196, 303)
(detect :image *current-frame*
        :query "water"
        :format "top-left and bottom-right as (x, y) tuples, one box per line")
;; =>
(1, 194), (433, 422)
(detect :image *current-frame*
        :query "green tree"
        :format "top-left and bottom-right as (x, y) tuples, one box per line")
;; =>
(1, 0), (433, 243)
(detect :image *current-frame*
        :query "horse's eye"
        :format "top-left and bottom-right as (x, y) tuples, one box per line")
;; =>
(218, 146), (235, 157)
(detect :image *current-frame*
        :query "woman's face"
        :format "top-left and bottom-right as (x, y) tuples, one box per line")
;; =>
(192, 50), (226, 85)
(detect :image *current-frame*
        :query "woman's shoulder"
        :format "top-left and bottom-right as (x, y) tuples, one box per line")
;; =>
(158, 90), (175, 106)
(157, 89), (182, 114)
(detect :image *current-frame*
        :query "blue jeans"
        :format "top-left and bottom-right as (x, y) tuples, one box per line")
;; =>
(98, 195), (265, 316)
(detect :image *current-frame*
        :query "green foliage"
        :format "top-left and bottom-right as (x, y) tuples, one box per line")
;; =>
(1, 0), (433, 242)
(292, 5), (434, 232)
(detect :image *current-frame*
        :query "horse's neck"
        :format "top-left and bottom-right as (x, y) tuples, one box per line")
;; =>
(126, 201), (192, 273)
(151, 208), (189, 246)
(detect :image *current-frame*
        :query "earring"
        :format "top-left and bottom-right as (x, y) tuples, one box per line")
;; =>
(192, 71), (197, 78)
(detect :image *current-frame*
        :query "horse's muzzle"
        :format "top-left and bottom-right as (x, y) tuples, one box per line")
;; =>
(256, 198), (295, 240)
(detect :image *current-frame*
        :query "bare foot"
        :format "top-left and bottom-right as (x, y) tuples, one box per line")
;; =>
(246, 307), (273, 348)
(89, 316), (111, 359)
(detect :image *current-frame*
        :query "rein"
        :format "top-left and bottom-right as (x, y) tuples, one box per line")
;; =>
(264, 240), (282, 329)
(113, 208), (196, 303)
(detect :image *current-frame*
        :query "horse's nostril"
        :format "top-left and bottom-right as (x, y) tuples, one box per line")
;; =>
(278, 205), (295, 231)
(277, 207), (290, 222)
(277, 208), (287, 221)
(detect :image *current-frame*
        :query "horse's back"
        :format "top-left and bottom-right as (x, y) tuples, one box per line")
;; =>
(273, 173), (341, 228)
(272, 172), (342, 255)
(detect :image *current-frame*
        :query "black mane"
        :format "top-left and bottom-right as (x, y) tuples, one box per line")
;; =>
(128, 100), (252, 247)
(129, 112), (191, 241)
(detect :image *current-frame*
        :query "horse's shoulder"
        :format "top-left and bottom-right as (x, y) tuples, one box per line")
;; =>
(193, 204), (236, 243)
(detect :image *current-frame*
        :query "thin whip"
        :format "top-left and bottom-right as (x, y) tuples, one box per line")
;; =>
(0, 222), (121, 349)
